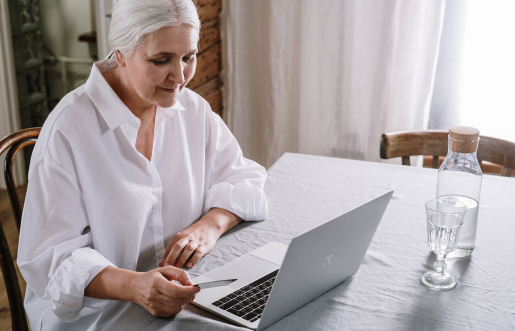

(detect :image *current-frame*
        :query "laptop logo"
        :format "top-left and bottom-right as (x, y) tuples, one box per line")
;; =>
(323, 249), (336, 268)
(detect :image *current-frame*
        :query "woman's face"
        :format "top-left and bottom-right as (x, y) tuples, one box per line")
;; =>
(117, 24), (198, 109)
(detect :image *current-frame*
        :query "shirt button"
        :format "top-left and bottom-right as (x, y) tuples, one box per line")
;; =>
(158, 252), (164, 258)
(153, 204), (159, 210)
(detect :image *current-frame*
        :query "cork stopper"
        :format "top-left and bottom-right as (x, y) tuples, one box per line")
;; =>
(449, 126), (480, 153)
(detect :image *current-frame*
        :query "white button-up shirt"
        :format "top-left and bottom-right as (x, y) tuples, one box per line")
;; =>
(17, 59), (268, 330)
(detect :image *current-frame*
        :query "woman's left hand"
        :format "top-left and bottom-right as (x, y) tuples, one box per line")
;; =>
(159, 208), (242, 269)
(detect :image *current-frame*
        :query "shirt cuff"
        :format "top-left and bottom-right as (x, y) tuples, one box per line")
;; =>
(44, 247), (114, 323)
(204, 182), (268, 221)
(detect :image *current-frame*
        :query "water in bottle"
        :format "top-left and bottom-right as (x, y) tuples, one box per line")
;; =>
(435, 126), (482, 258)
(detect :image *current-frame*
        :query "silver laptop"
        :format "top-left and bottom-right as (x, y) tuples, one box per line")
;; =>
(192, 190), (393, 330)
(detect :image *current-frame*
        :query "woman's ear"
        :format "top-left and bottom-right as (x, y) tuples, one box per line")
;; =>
(114, 50), (126, 67)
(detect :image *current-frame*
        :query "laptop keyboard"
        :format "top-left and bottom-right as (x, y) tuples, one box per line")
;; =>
(211, 269), (279, 322)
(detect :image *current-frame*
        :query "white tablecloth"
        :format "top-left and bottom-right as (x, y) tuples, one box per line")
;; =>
(104, 153), (515, 330)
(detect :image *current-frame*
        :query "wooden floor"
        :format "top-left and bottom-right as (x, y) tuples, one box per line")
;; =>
(0, 185), (27, 331)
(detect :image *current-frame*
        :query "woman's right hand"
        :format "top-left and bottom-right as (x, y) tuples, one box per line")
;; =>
(86, 265), (200, 317)
(129, 266), (201, 317)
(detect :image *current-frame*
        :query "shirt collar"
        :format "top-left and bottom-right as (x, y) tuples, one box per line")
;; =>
(85, 59), (186, 130)
(157, 99), (186, 122)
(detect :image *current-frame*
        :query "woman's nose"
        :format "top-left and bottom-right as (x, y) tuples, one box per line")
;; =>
(167, 61), (185, 85)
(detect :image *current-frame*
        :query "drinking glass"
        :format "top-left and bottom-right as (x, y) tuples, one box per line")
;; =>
(421, 198), (467, 290)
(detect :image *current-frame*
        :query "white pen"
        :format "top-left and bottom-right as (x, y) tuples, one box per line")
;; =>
(194, 279), (237, 289)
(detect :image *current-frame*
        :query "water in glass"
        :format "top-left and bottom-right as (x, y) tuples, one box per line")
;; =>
(427, 217), (462, 256)
(421, 198), (467, 291)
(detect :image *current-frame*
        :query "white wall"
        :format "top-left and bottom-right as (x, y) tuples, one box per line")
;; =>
(94, 0), (117, 60)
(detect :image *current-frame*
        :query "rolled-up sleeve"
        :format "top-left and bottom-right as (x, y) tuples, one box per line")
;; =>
(203, 110), (268, 221)
(18, 130), (114, 323)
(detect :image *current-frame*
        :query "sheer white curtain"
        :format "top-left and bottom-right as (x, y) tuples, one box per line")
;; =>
(429, 0), (515, 142)
(224, 0), (446, 168)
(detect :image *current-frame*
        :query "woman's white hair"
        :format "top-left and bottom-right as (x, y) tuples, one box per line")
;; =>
(108, 0), (200, 55)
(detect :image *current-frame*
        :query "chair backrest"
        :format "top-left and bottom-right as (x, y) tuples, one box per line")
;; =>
(0, 127), (40, 331)
(380, 130), (515, 177)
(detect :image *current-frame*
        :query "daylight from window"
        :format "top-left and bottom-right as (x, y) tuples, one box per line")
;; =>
(459, 0), (515, 142)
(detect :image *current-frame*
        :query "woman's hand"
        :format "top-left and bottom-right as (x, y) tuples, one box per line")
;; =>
(85, 266), (200, 317)
(159, 208), (242, 269)
(130, 266), (200, 317)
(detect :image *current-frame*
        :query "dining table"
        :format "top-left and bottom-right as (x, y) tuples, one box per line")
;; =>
(104, 153), (515, 330)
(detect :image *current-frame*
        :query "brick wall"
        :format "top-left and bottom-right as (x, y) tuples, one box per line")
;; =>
(187, 0), (223, 117)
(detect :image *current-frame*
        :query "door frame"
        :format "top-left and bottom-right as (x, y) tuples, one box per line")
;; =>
(0, 0), (26, 188)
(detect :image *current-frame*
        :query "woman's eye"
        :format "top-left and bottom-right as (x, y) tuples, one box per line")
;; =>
(152, 59), (169, 66)
(183, 55), (196, 62)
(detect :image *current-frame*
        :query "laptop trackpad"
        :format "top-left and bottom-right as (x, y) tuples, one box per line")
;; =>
(204, 254), (279, 289)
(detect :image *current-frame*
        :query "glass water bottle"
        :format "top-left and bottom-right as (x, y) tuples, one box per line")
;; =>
(436, 126), (482, 258)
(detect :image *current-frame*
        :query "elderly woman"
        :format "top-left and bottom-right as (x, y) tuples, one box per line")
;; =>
(17, 0), (267, 329)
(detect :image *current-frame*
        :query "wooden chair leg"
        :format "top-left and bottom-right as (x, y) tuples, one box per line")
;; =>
(501, 167), (512, 177)
(432, 156), (439, 169)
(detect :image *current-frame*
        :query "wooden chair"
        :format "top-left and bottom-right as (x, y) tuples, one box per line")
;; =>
(0, 127), (40, 331)
(380, 130), (515, 176)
